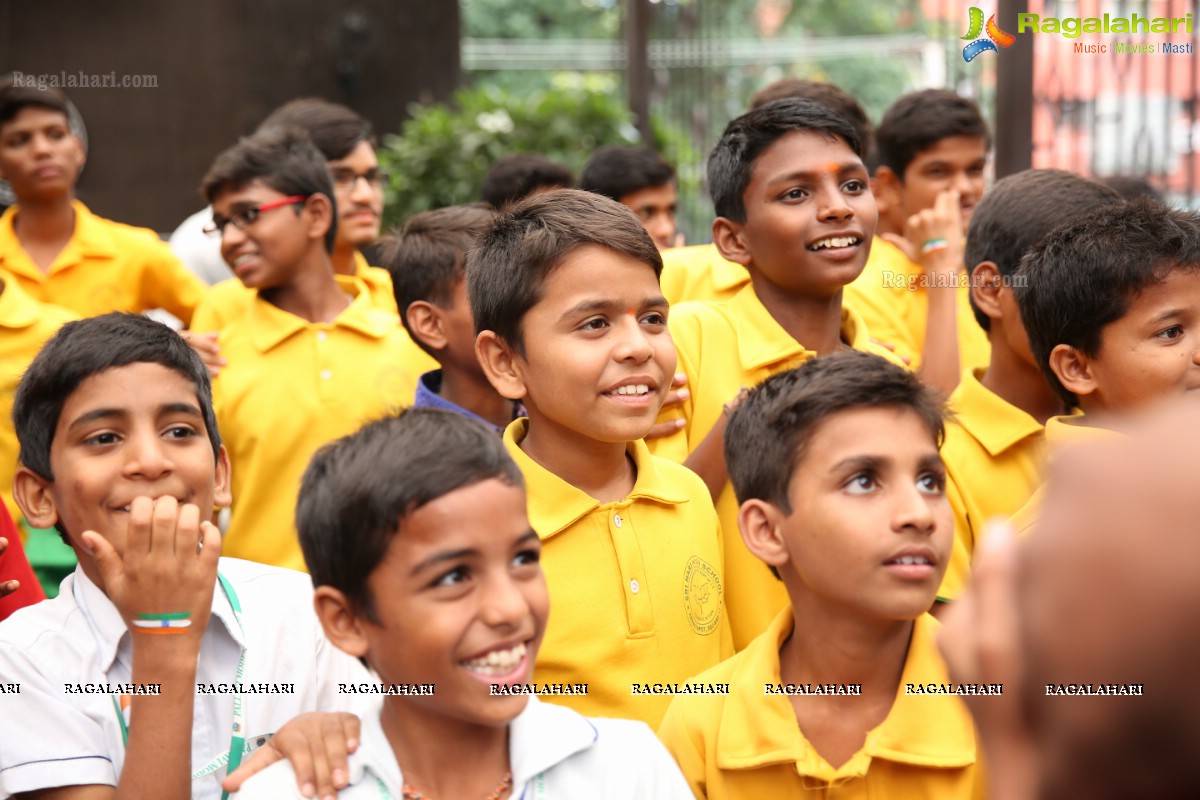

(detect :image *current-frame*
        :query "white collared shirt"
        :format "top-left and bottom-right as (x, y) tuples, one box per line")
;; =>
(0, 557), (377, 799)
(237, 696), (694, 799)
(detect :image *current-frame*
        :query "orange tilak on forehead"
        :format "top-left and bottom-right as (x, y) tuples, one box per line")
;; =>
(825, 162), (841, 174)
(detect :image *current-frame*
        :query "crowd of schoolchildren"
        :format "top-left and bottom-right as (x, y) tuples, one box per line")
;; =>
(0, 71), (1196, 800)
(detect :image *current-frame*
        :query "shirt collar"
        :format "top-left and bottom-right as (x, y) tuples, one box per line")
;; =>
(0, 200), (117, 279)
(413, 370), (508, 434)
(0, 275), (43, 329)
(728, 285), (873, 372)
(73, 563), (249, 674)
(502, 419), (689, 540)
(950, 368), (1046, 456)
(716, 609), (975, 776)
(1044, 412), (1114, 448)
(509, 696), (599, 784)
(248, 276), (395, 353)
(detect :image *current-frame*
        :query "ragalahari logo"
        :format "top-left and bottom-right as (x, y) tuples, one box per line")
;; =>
(962, 7), (1016, 61)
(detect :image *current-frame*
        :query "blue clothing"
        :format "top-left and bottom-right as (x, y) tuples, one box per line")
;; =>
(412, 370), (514, 433)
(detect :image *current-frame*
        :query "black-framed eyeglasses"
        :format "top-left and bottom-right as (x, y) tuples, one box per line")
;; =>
(329, 167), (387, 191)
(203, 195), (309, 237)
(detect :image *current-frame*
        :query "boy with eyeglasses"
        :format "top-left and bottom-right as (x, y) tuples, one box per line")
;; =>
(193, 128), (412, 571)
(0, 81), (206, 323)
(190, 98), (436, 385)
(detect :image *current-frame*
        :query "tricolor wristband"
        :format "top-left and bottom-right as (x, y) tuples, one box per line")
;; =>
(920, 238), (950, 256)
(133, 612), (192, 634)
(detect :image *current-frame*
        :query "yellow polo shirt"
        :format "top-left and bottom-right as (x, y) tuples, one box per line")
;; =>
(939, 368), (1048, 600)
(651, 284), (905, 649)
(658, 608), (982, 799)
(191, 254), (434, 398)
(660, 244), (750, 307)
(0, 279), (77, 524)
(213, 280), (414, 570)
(1007, 413), (1116, 536)
(844, 237), (990, 375)
(505, 419), (733, 728)
(0, 201), (205, 324)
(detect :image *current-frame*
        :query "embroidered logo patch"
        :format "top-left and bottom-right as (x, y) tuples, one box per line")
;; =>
(683, 556), (722, 635)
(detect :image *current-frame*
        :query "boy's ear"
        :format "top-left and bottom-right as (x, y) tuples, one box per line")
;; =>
(13, 466), (60, 530)
(302, 193), (335, 243)
(712, 216), (751, 267)
(1048, 344), (1097, 398)
(213, 445), (233, 511)
(970, 261), (1004, 322)
(872, 165), (904, 212)
(313, 586), (370, 659)
(475, 330), (528, 401)
(405, 301), (448, 353)
(738, 499), (791, 572)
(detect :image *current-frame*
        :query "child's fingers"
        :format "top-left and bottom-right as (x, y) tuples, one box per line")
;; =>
(81, 530), (123, 591)
(198, 520), (222, 567)
(644, 418), (686, 441)
(0, 536), (8, 553)
(221, 741), (286, 794)
(971, 522), (1021, 680)
(150, 496), (181, 557)
(0, 579), (19, 597)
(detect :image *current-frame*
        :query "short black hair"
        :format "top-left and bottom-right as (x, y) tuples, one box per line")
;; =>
(1015, 197), (1200, 407)
(579, 146), (676, 203)
(0, 78), (70, 127)
(966, 170), (1120, 331)
(480, 154), (574, 209)
(1098, 174), (1163, 203)
(296, 408), (524, 621)
(377, 204), (497, 357)
(13, 313), (222, 545)
(200, 127), (338, 254)
(467, 188), (662, 356)
(749, 78), (874, 158)
(257, 97), (374, 161)
(725, 351), (945, 578)
(708, 97), (861, 223)
(875, 89), (991, 179)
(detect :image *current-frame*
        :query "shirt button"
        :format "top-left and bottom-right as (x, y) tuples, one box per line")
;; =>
(630, 579), (639, 594)
(320, 369), (332, 380)
(614, 514), (623, 527)
(316, 331), (328, 341)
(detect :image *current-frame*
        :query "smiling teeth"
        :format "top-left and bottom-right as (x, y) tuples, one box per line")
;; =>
(462, 642), (526, 675)
(893, 555), (930, 565)
(612, 384), (650, 396)
(233, 254), (256, 266)
(810, 236), (859, 250)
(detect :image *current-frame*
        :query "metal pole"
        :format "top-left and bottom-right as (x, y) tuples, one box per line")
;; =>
(626, 0), (653, 144)
(994, 0), (1034, 177)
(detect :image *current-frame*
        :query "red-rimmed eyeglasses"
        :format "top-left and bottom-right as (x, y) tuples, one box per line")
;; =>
(203, 195), (309, 237)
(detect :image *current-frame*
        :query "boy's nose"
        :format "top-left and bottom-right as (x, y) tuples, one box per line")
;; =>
(613, 316), (655, 362)
(123, 434), (173, 480)
(479, 574), (531, 628)
(892, 483), (937, 535)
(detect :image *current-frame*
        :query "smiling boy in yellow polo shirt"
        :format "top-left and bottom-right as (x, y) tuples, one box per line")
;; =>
(470, 189), (732, 728)
(650, 98), (903, 649)
(190, 98), (434, 393)
(195, 128), (412, 571)
(936, 170), (1119, 600)
(658, 352), (982, 798)
(1006, 197), (1200, 536)
(0, 82), (205, 323)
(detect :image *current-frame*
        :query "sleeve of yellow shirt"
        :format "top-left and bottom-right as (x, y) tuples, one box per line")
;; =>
(139, 239), (207, 327)
(656, 701), (708, 800)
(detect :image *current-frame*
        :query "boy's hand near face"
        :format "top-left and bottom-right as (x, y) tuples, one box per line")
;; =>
(890, 189), (966, 394)
(82, 496), (221, 646)
(645, 372), (689, 440)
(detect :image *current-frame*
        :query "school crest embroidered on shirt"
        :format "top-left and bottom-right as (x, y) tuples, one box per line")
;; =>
(683, 556), (722, 635)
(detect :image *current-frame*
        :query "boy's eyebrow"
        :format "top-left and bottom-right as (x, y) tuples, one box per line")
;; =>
(559, 295), (669, 321)
(513, 530), (539, 547)
(67, 402), (205, 431)
(411, 547), (477, 577)
(829, 452), (945, 473)
(918, 452), (947, 472)
(767, 162), (867, 185)
(1145, 307), (1188, 326)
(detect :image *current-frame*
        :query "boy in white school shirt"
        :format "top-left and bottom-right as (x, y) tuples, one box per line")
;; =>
(238, 408), (693, 799)
(0, 313), (374, 800)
